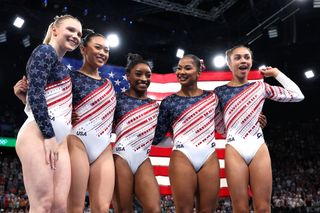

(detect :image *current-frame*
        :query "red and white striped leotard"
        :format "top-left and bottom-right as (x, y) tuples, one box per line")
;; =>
(113, 93), (159, 174)
(214, 72), (304, 164)
(70, 73), (116, 164)
(153, 91), (219, 172)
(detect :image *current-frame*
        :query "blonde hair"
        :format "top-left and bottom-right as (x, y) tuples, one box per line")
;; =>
(43, 14), (80, 44)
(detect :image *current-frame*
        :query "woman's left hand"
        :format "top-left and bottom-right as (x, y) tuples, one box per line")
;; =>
(258, 113), (267, 129)
(259, 66), (280, 78)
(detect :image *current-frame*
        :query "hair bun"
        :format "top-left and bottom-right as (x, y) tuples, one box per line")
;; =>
(127, 53), (143, 63)
(82, 29), (95, 38)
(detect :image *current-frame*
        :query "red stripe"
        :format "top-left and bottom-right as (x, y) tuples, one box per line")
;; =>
(47, 91), (72, 107)
(150, 146), (172, 157)
(224, 82), (258, 130)
(215, 132), (225, 139)
(116, 107), (158, 142)
(219, 187), (230, 197)
(216, 148), (225, 158)
(74, 80), (111, 109)
(151, 70), (263, 83)
(73, 98), (112, 127)
(163, 130), (225, 139)
(173, 94), (216, 139)
(115, 102), (157, 130)
(153, 166), (168, 176)
(45, 76), (71, 89)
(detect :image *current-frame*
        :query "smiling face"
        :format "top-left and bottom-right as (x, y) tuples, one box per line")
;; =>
(52, 18), (82, 52)
(176, 56), (200, 87)
(81, 35), (109, 69)
(127, 63), (152, 95)
(227, 46), (253, 80)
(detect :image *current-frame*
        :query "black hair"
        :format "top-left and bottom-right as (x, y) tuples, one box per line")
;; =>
(182, 54), (205, 72)
(81, 29), (105, 47)
(125, 53), (152, 73)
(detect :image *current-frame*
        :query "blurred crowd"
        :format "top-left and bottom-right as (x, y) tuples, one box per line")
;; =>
(0, 106), (319, 212)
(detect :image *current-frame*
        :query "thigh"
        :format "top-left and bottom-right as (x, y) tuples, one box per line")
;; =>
(67, 135), (90, 210)
(88, 145), (114, 212)
(113, 154), (134, 212)
(196, 152), (220, 212)
(135, 159), (160, 211)
(249, 143), (272, 209)
(224, 145), (250, 210)
(52, 138), (72, 210)
(168, 151), (197, 212)
(15, 121), (54, 206)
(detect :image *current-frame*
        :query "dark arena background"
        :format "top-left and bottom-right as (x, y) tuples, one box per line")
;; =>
(0, 0), (319, 212)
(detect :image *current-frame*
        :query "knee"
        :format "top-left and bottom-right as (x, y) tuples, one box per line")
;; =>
(232, 206), (249, 213)
(254, 205), (271, 213)
(90, 202), (111, 213)
(33, 196), (54, 213)
(143, 206), (161, 213)
(254, 199), (271, 213)
(175, 206), (194, 213)
(115, 207), (133, 213)
(198, 208), (217, 213)
(52, 198), (68, 213)
(141, 199), (161, 213)
(67, 197), (85, 213)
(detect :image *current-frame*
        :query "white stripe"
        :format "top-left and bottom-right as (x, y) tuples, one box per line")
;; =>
(150, 156), (170, 166)
(220, 178), (228, 187)
(197, 81), (230, 90)
(148, 82), (181, 93)
(156, 176), (170, 186)
(156, 176), (228, 187)
(219, 159), (225, 168)
(111, 133), (116, 142)
(215, 139), (226, 149)
(148, 81), (229, 93)
(150, 157), (225, 169)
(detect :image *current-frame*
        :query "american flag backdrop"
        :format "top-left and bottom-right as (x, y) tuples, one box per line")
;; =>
(62, 57), (264, 197)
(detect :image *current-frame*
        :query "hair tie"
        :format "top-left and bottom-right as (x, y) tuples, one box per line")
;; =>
(199, 59), (206, 71)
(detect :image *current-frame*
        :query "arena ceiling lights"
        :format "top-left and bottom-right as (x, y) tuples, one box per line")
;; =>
(13, 16), (24, 28)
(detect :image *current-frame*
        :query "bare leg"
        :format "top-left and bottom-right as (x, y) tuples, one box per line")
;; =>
(52, 138), (71, 213)
(224, 145), (250, 213)
(135, 158), (161, 213)
(67, 135), (90, 213)
(113, 155), (134, 213)
(196, 152), (220, 212)
(168, 151), (197, 213)
(16, 121), (55, 213)
(249, 143), (272, 213)
(88, 144), (114, 213)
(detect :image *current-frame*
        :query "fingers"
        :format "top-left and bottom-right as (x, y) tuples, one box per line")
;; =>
(49, 151), (58, 170)
(45, 149), (50, 165)
(14, 80), (27, 92)
(71, 112), (80, 124)
(55, 151), (59, 162)
(258, 114), (267, 129)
